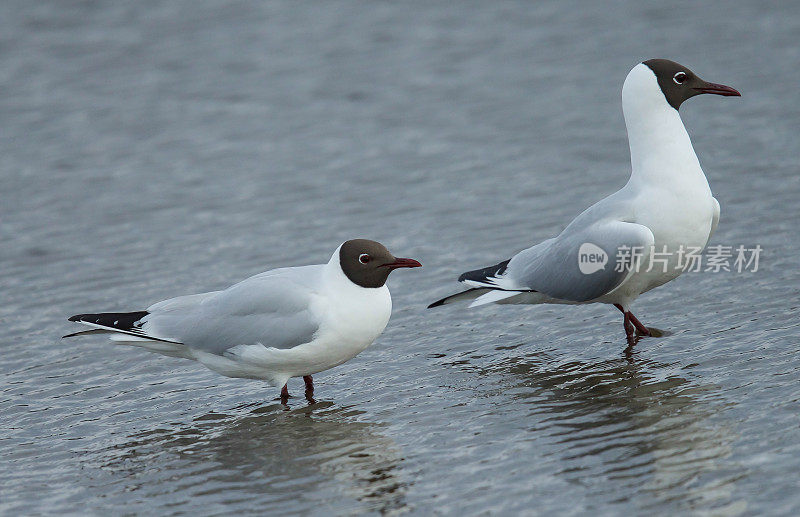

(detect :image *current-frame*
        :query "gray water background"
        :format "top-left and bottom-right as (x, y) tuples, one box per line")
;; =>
(2, 1), (799, 514)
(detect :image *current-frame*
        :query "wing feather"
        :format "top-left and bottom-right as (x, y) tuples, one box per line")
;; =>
(483, 220), (654, 302)
(141, 265), (323, 354)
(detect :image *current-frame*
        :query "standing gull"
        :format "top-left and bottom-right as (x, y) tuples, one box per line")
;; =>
(65, 239), (421, 401)
(429, 59), (740, 345)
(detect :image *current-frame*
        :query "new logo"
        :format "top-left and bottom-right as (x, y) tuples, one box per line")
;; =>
(578, 243), (608, 274)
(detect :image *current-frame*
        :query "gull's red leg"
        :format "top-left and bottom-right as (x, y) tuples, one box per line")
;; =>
(623, 311), (635, 342)
(627, 312), (650, 336)
(614, 304), (650, 337)
(280, 383), (289, 402)
(303, 375), (315, 403)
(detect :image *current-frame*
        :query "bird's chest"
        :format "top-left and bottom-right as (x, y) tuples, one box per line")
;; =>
(314, 287), (392, 357)
(636, 186), (714, 251)
(624, 186), (715, 296)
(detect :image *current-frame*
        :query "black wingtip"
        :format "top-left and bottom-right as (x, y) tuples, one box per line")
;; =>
(66, 311), (148, 329)
(63, 328), (89, 338)
(427, 298), (447, 309)
(458, 259), (510, 284)
(427, 288), (486, 308)
(62, 329), (112, 339)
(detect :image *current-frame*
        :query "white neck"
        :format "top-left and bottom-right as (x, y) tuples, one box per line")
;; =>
(324, 243), (350, 289)
(622, 64), (708, 191)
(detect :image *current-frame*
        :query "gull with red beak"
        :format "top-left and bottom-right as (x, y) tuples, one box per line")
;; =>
(65, 239), (420, 401)
(429, 59), (740, 346)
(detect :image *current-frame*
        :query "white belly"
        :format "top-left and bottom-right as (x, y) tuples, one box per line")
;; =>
(608, 187), (715, 304)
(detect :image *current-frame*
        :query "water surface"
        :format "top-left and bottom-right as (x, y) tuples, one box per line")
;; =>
(2, 1), (799, 514)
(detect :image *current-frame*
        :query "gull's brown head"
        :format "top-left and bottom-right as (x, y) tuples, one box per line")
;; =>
(339, 239), (421, 288)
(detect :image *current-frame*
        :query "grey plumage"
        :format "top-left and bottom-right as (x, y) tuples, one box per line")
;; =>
(140, 266), (323, 354)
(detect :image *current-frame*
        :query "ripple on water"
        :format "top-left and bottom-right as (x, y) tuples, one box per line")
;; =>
(3, 0), (800, 514)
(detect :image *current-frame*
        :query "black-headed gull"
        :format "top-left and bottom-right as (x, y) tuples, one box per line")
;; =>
(429, 59), (740, 345)
(65, 239), (421, 400)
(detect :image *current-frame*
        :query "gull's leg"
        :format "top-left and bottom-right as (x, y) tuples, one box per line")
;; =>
(623, 311), (636, 343)
(280, 383), (289, 403)
(627, 312), (651, 336)
(615, 304), (636, 346)
(303, 375), (315, 403)
(614, 304), (650, 337)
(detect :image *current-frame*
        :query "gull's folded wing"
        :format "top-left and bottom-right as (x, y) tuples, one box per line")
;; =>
(141, 266), (324, 354)
(488, 221), (655, 302)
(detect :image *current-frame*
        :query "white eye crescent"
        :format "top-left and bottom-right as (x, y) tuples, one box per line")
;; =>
(359, 253), (371, 264)
(673, 71), (687, 84)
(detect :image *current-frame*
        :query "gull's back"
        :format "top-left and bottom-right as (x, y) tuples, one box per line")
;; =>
(141, 265), (325, 355)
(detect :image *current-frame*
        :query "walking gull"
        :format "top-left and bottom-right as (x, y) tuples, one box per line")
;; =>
(429, 59), (740, 345)
(65, 239), (421, 400)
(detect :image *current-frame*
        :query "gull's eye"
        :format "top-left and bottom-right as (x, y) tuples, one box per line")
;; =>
(673, 71), (687, 84)
(359, 253), (371, 264)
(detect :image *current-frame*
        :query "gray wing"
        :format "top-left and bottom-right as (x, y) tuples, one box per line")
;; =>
(141, 266), (323, 354)
(480, 220), (654, 302)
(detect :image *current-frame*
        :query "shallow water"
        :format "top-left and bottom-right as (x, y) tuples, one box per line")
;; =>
(2, 1), (799, 514)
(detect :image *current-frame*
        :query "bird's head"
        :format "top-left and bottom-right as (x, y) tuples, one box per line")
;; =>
(623, 59), (740, 112)
(339, 239), (421, 288)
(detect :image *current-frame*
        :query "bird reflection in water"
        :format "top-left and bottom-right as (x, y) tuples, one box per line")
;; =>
(457, 345), (741, 511)
(100, 401), (409, 514)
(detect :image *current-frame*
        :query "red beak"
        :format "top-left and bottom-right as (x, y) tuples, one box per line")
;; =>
(694, 82), (741, 97)
(383, 257), (422, 269)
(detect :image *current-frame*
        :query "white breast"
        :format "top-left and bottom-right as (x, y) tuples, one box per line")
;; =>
(274, 260), (392, 378)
